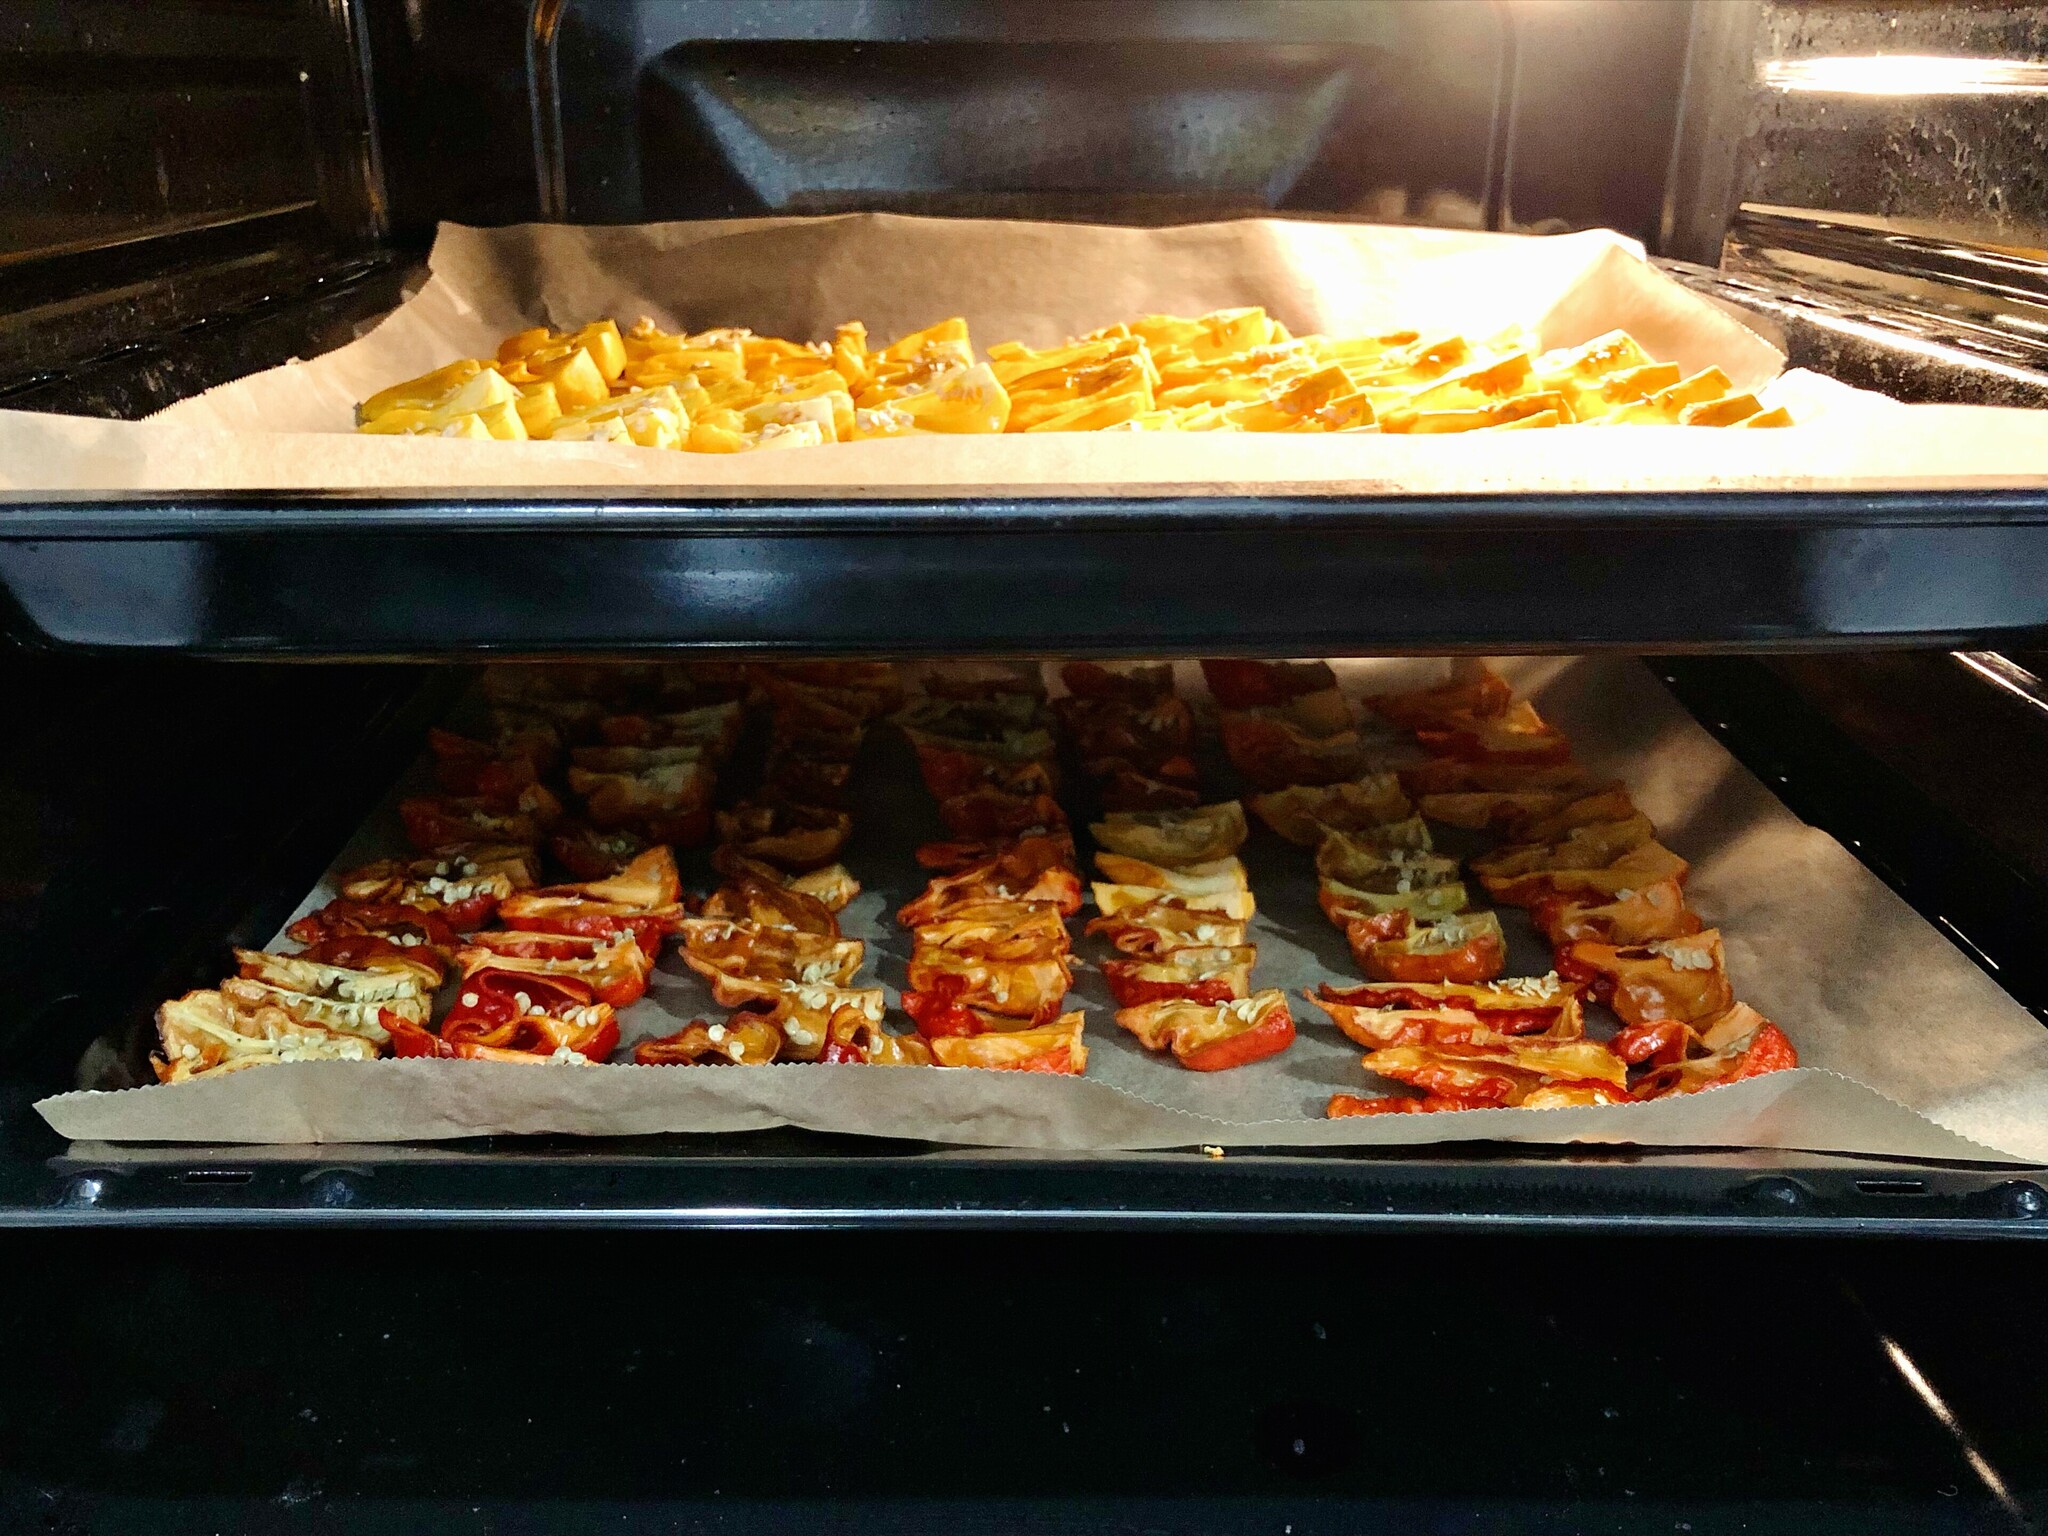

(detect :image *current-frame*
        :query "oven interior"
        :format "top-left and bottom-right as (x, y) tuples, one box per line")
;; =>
(4, 0), (2048, 1234)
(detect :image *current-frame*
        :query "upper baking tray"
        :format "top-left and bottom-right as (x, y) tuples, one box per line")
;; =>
(1, 486), (2045, 655)
(5, 245), (2047, 658)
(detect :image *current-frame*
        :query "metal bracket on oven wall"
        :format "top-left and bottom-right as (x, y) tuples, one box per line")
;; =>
(527, 0), (571, 222)
(307, 0), (391, 241)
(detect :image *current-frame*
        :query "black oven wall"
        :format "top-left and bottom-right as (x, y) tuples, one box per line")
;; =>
(369, 0), (1690, 240)
(0, 0), (389, 404)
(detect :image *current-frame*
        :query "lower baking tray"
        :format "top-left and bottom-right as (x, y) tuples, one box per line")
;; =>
(2, 488), (2047, 656)
(37, 653), (2046, 1158)
(4, 654), (2048, 1232)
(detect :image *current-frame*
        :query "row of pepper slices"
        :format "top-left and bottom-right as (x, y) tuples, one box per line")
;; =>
(150, 655), (1295, 1080)
(152, 661), (890, 1078)
(865, 654), (1799, 1099)
(152, 656), (1797, 1109)
(1179, 658), (1799, 1114)
(881, 658), (1294, 1074)
(889, 664), (1087, 1072)
(1058, 662), (1293, 1070)
(635, 662), (892, 1066)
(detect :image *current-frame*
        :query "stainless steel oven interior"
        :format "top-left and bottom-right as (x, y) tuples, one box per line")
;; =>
(4, 0), (2048, 1234)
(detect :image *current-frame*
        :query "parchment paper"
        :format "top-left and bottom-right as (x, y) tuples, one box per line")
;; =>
(5, 213), (2048, 495)
(37, 656), (2048, 1164)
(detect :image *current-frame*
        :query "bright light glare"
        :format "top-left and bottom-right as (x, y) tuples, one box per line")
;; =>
(1761, 55), (2048, 96)
(1877, 1332), (2026, 1523)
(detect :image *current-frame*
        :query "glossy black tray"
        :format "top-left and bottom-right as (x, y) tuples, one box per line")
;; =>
(7, 1128), (2043, 1237)
(4, 488), (2047, 656)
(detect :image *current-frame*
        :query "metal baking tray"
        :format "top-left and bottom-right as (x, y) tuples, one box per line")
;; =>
(5, 206), (2045, 658)
(3, 488), (2048, 657)
(2, 653), (2046, 1236)
(3, 241), (2047, 658)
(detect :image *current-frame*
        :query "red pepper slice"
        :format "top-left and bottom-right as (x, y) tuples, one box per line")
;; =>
(439, 1013), (619, 1062)
(503, 910), (676, 957)
(1326, 1092), (1476, 1117)
(913, 831), (1075, 873)
(435, 893), (501, 933)
(385, 997), (617, 1064)
(1092, 766), (1202, 813)
(460, 932), (652, 1009)
(1551, 945), (1608, 998)
(1323, 984), (1562, 1037)
(928, 1035), (1085, 1074)
(1341, 910), (1412, 945)
(1380, 1058), (1521, 1106)
(1732, 1022), (1798, 1080)
(293, 933), (441, 978)
(1101, 971), (1240, 1009)
(549, 822), (651, 882)
(287, 900), (459, 954)
(1177, 1007), (1295, 1072)
(646, 805), (714, 849)
(383, 1013), (451, 1059)
(1465, 1007), (1556, 1034)
(428, 727), (543, 799)
(400, 798), (517, 853)
(463, 931), (590, 962)
(901, 975), (985, 1038)
(1059, 661), (1174, 705)
(912, 744), (1057, 803)
(1610, 1018), (1691, 1067)
(1366, 673), (1515, 732)
(1359, 934), (1506, 986)
(444, 968), (599, 1030)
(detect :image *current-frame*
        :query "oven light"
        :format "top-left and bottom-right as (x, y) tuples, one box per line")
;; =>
(1761, 55), (2048, 96)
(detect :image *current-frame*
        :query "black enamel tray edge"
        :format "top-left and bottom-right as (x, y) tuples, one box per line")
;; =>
(3, 486), (2047, 536)
(3, 489), (2048, 655)
(6, 1143), (2046, 1237)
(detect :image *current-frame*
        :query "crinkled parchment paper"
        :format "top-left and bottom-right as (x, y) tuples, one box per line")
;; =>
(4, 214), (2048, 494)
(38, 656), (2048, 1162)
